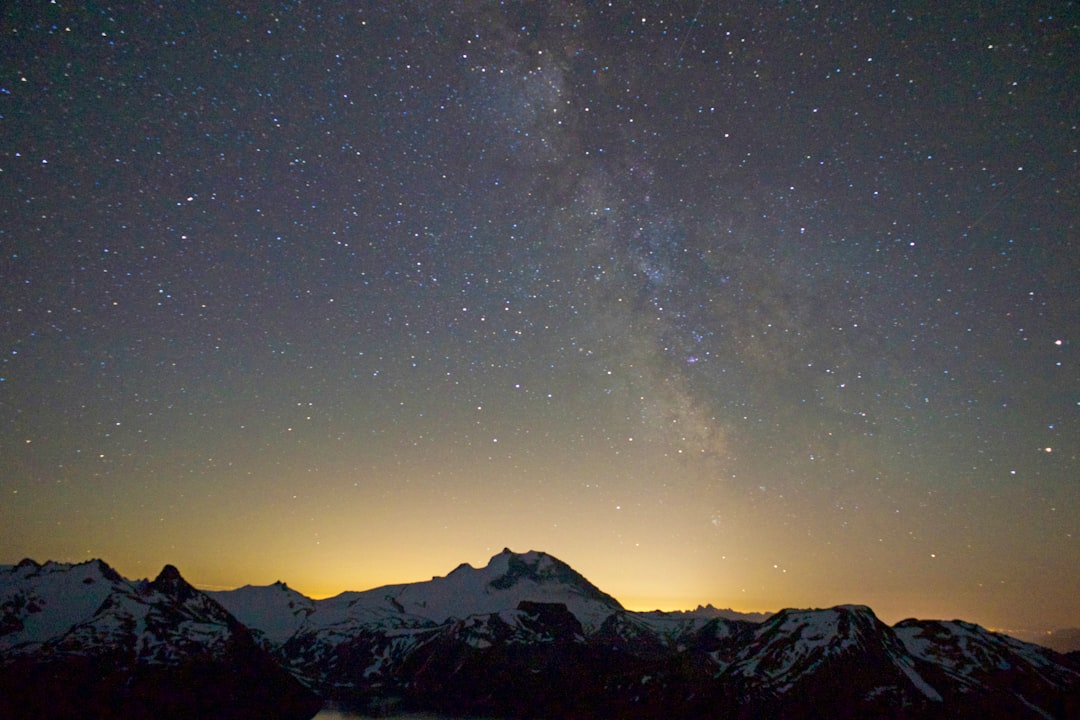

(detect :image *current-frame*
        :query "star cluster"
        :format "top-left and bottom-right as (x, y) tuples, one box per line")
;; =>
(2, 1), (1077, 636)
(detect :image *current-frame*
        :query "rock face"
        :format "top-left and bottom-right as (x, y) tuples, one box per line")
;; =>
(4, 550), (1078, 719)
(0, 559), (321, 720)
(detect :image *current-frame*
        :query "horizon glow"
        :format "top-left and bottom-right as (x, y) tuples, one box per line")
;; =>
(1, 2), (1076, 639)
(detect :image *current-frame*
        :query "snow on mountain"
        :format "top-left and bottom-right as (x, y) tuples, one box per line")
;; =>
(6, 551), (1078, 719)
(0, 559), (322, 720)
(627, 605), (771, 652)
(730, 605), (877, 681)
(210, 580), (316, 646)
(205, 548), (630, 694)
(1, 561), (136, 651)
(211, 547), (624, 647)
(205, 548), (1079, 718)
(108, 564), (244, 662)
(2, 559), (240, 663)
(323, 548), (622, 632)
(0, 558), (123, 653)
(213, 550), (770, 668)
(726, 604), (943, 701)
(895, 619), (1080, 693)
(439, 600), (589, 650)
(211, 550), (773, 653)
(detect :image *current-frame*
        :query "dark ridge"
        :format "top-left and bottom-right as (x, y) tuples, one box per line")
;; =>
(151, 564), (199, 602)
(447, 562), (474, 575)
(92, 559), (124, 584)
(155, 564), (183, 582)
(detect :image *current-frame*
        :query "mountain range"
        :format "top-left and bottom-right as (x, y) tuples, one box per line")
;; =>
(3, 548), (1077, 719)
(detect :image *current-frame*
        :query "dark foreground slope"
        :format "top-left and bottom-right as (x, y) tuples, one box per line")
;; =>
(361, 603), (1079, 719)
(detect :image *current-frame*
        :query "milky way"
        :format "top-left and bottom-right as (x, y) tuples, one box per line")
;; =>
(2, 1), (1076, 638)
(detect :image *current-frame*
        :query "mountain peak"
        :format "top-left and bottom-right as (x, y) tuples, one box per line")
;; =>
(447, 561), (475, 576)
(155, 564), (183, 582)
(321, 548), (624, 632)
(483, 549), (623, 610)
(71, 558), (124, 583)
(151, 563), (199, 601)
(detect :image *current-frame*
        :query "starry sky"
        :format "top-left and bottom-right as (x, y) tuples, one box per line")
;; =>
(2, 1), (1077, 637)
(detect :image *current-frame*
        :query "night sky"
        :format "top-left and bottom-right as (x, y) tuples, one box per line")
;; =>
(2, 2), (1077, 638)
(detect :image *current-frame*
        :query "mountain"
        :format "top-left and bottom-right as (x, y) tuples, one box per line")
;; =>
(0, 559), (321, 720)
(656, 603), (774, 623)
(4, 550), (1078, 719)
(214, 547), (621, 637)
(211, 549), (1079, 719)
(206, 579), (316, 647)
(210, 547), (627, 697)
(894, 619), (1080, 719)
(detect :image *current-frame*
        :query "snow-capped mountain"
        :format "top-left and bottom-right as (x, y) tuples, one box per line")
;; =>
(207, 579), (317, 646)
(1, 558), (126, 654)
(210, 548), (627, 694)
(211, 548), (1079, 719)
(0, 559), (320, 720)
(215, 548), (621, 638)
(714, 605), (946, 717)
(726, 605), (938, 692)
(895, 618), (1080, 718)
(3, 550), (1077, 719)
(1, 558), (243, 663)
